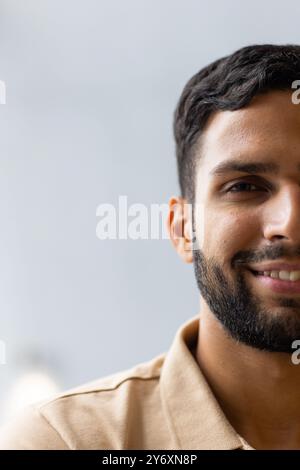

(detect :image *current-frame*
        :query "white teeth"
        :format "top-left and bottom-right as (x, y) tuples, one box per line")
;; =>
(260, 270), (300, 281)
(290, 271), (300, 281)
(279, 271), (291, 281)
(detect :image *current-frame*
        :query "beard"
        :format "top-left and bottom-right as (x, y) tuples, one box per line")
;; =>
(193, 248), (300, 353)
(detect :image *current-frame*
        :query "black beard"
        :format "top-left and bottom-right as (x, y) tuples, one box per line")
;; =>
(193, 249), (300, 353)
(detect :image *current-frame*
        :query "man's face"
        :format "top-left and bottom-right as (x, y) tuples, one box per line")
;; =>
(192, 90), (300, 352)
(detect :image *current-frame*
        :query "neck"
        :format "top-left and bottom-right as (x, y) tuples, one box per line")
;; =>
(195, 300), (300, 450)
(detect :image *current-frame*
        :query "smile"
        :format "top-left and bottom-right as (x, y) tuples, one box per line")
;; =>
(247, 269), (300, 294)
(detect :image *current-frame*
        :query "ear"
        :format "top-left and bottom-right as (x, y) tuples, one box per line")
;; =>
(166, 196), (193, 263)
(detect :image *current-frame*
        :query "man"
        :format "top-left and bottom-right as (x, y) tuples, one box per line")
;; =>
(1, 43), (300, 450)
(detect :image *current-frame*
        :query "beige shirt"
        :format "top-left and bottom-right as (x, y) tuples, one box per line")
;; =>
(0, 315), (254, 450)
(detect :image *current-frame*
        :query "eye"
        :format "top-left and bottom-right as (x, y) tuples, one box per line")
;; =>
(226, 181), (264, 193)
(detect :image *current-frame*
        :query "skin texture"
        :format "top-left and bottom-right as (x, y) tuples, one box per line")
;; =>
(167, 90), (300, 449)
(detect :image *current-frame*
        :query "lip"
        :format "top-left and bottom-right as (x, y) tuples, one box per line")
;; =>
(248, 262), (300, 272)
(247, 269), (300, 294)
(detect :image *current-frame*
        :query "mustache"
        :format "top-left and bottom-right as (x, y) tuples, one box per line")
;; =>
(231, 244), (300, 268)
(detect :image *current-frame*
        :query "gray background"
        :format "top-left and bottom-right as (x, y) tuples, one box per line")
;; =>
(0, 0), (299, 422)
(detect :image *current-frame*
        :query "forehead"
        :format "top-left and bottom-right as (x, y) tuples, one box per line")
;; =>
(197, 90), (300, 176)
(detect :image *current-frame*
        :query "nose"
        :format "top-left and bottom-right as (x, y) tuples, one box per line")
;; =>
(263, 184), (300, 243)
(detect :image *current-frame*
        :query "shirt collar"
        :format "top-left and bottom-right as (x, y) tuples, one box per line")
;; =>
(160, 314), (246, 450)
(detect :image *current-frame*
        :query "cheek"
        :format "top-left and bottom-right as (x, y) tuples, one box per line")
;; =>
(199, 209), (260, 260)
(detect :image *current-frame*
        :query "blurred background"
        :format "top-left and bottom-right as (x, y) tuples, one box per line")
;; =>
(0, 0), (299, 424)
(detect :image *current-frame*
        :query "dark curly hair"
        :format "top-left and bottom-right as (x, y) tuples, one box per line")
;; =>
(174, 44), (300, 203)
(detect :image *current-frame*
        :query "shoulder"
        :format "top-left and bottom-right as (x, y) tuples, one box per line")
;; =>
(0, 353), (165, 450)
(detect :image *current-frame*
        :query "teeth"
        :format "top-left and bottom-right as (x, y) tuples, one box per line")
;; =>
(289, 271), (300, 281)
(259, 270), (300, 281)
(279, 271), (293, 281)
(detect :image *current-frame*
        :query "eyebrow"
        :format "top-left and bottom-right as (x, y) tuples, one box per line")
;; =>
(209, 159), (284, 177)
